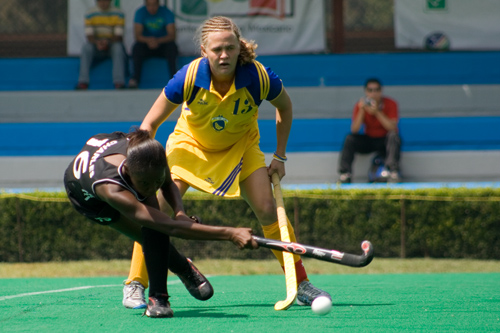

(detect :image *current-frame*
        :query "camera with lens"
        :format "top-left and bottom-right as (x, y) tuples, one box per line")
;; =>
(364, 97), (374, 106)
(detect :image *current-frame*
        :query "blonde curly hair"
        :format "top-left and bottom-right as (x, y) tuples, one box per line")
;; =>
(196, 16), (257, 65)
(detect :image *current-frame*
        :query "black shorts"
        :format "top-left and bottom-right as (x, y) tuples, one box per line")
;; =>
(64, 176), (120, 226)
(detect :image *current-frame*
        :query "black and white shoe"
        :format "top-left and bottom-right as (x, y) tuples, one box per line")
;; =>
(177, 258), (214, 301)
(296, 281), (332, 306)
(143, 293), (173, 318)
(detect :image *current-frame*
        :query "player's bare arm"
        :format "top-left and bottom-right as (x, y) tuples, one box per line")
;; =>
(95, 183), (256, 248)
(141, 94), (179, 137)
(158, 177), (190, 220)
(269, 88), (293, 179)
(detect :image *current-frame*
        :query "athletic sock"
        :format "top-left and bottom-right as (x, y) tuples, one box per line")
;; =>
(124, 242), (149, 288)
(167, 244), (191, 275)
(262, 219), (309, 283)
(141, 227), (170, 297)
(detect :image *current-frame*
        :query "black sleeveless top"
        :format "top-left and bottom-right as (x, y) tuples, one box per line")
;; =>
(64, 132), (146, 224)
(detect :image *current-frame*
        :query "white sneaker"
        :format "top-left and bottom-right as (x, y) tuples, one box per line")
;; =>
(122, 280), (147, 309)
(296, 281), (331, 306)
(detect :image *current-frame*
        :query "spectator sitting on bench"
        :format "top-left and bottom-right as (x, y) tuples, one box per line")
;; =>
(338, 78), (401, 183)
(128, 0), (178, 89)
(76, 0), (127, 90)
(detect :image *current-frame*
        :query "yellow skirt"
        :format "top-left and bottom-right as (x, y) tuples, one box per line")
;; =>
(166, 128), (266, 197)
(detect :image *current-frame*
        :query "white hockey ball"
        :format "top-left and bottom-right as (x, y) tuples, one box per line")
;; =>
(311, 296), (332, 315)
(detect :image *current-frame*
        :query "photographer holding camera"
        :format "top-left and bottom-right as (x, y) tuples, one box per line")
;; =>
(337, 78), (401, 183)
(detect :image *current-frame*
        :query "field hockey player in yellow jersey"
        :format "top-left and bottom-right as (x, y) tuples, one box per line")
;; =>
(122, 16), (331, 309)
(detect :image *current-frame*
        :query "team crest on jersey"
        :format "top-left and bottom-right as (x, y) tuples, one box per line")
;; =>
(211, 115), (228, 132)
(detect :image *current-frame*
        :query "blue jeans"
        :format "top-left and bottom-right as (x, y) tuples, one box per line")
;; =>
(78, 42), (126, 85)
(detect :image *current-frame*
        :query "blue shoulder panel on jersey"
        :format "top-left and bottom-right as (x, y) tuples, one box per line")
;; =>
(194, 58), (211, 90)
(163, 63), (191, 104)
(266, 67), (282, 100)
(165, 58), (207, 105)
(234, 62), (283, 106)
(166, 58), (283, 106)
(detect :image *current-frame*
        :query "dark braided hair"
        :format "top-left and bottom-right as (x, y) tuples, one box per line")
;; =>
(126, 128), (167, 174)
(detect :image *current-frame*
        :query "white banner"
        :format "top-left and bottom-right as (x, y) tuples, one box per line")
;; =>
(395, 0), (500, 50)
(68, 0), (326, 56)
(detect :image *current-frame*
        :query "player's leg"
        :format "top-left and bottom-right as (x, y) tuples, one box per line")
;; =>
(238, 148), (307, 277)
(239, 168), (305, 278)
(65, 176), (168, 315)
(108, 214), (170, 316)
(109, 213), (148, 309)
(122, 243), (148, 308)
(123, 243), (213, 308)
(159, 179), (213, 300)
(240, 167), (331, 306)
(122, 181), (184, 308)
(123, 178), (212, 307)
(168, 245), (214, 301)
(140, 226), (173, 318)
(112, 197), (173, 317)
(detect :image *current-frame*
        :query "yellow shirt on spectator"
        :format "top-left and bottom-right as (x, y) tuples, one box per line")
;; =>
(84, 5), (124, 40)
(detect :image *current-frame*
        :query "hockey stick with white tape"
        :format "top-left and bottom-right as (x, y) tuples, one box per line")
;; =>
(253, 236), (374, 268)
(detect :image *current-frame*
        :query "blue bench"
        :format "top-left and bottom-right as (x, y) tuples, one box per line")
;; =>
(1, 117), (499, 157)
(0, 57), (194, 91)
(1, 51), (499, 91)
(1, 52), (499, 186)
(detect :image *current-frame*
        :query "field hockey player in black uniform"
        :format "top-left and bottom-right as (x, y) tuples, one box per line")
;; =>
(63, 129), (257, 318)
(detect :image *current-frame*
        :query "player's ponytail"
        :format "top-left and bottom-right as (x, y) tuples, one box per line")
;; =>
(239, 38), (257, 65)
(126, 128), (167, 174)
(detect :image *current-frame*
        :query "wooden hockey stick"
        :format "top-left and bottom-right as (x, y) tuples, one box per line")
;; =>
(271, 173), (297, 311)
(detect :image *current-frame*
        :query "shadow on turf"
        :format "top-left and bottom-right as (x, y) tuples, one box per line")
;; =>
(332, 303), (394, 307)
(131, 307), (250, 318)
(173, 309), (249, 318)
(131, 303), (395, 318)
(131, 304), (279, 318)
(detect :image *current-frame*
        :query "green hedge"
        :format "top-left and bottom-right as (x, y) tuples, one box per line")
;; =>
(0, 188), (499, 262)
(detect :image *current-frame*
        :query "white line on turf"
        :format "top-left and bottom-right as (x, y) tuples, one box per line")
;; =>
(0, 284), (121, 301)
(0, 280), (184, 301)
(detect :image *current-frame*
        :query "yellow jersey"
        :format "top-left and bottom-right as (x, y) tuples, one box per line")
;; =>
(162, 57), (284, 197)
